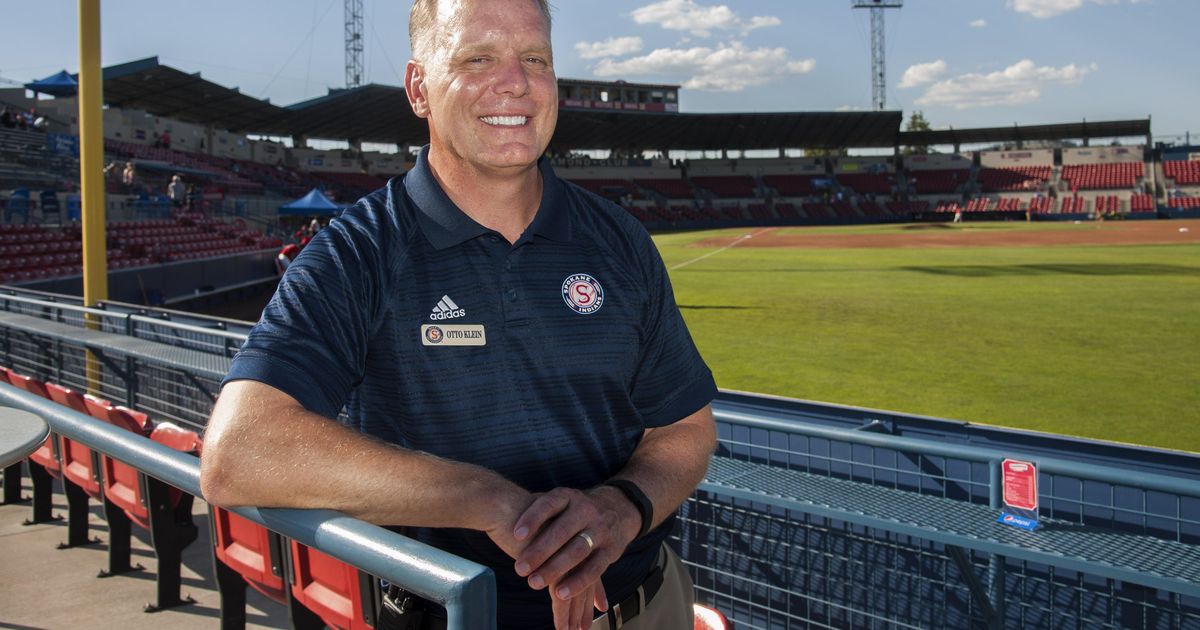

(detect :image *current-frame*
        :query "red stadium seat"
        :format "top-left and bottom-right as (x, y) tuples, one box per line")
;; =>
(694, 603), (730, 629)
(98, 418), (201, 611)
(211, 505), (292, 626)
(46, 382), (105, 548)
(289, 542), (380, 630)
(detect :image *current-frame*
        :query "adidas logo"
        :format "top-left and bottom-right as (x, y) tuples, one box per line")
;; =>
(429, 295), (466, 320)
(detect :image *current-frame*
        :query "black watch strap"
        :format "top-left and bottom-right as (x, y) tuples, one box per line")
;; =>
(603, 479), (653, 538)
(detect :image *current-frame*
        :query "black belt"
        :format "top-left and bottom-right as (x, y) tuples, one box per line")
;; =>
(379, 549), (667, 630)
(603, 553), (666, 630)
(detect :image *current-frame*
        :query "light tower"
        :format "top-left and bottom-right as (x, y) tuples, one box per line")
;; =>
(344, 0), (364, 88)
(852, 0), (902, 111)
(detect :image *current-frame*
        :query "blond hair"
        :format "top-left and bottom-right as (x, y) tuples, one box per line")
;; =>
(409, 0), (552, 61)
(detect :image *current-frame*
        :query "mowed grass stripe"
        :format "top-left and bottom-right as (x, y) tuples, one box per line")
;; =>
(655, 228), (1200, 453)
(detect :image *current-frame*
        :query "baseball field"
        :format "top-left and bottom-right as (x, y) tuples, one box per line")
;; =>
(655, 218), (1200, 453)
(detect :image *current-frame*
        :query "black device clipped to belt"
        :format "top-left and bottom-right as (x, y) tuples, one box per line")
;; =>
(377, 545), (666, 630)
(378, 583), (443, 630)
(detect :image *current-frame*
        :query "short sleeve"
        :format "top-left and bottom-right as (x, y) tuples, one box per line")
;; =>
(222, 204), (384, 418)
(628, 235), (717, 427)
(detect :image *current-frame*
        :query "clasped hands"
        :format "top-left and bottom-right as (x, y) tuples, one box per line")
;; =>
(486, 486), (640, 630)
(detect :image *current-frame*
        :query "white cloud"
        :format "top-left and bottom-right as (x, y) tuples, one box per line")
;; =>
(575, 37), (644, 60)
(592, 41), (814, 92)
(835, 105), (872, 112)
(914, 59), (1097, 109)
(969, 18), (987, 27)
(630, 0), (781, 37)
(899, 60), (948, 88)
(1008, 0), (1084, 18)
(1008, 0), (1144, 18)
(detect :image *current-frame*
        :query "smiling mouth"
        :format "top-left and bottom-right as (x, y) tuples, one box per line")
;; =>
(480, 115), (529, 127)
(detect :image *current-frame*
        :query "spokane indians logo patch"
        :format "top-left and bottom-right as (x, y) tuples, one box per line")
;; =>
(561, 273), (604, 315)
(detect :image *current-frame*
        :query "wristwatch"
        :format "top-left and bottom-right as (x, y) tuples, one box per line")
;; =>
(603, 479), (653, 538)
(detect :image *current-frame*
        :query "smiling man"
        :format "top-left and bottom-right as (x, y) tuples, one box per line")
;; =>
(199, 1), (717, 629)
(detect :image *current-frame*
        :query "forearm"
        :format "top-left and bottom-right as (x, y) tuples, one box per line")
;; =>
(200, 380), (529, 531)
(601, 404), (717, 534)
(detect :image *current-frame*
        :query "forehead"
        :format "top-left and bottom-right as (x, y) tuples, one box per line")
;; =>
(433, 0), (551, 52)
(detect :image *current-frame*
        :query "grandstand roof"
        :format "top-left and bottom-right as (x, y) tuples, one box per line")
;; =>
(92, 58), (1146, 153)
(550, 110), (904, 151)
(900, 119), (1152, 148)
(95, 58), (903, 150)
(97, 57), (287, 132)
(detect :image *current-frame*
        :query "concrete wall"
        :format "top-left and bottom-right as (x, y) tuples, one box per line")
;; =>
(1062, 145), (1144, 165)
(904, 153), (971, 171)
(981, 149), (1054, 167)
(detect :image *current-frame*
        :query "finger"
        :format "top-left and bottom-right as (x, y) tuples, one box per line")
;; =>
(552, 594), (570, 630)
(518, 514), (599, 578)
(553, 552), (613, 604)
(593, 580), (609, 613)
(532, 533), (595, 592)
(513, 490), (571, 542)
(570, 587), (587, 630)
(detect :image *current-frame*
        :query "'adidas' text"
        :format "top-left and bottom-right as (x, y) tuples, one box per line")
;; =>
(430, 295), (466, 320)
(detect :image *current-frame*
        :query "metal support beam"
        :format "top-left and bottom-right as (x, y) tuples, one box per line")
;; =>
(344, 0), (364, 88)
(852, 1), (903, 111)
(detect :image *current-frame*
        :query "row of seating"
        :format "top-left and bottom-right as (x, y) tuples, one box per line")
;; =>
(2, 366), (200, 611)
(1, 367), (730, 629)
(1060, 162), (1144, 190)
(1163, 160), (1200, 185)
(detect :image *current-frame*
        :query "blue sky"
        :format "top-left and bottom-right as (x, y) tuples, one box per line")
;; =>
(2, 0), (1196, 142)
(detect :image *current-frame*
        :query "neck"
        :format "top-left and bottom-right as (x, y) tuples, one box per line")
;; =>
(426, 148), (543, 244)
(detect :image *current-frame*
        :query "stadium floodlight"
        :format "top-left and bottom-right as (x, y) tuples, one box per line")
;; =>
(345, 0), (364, 89)
(852, 0), (903, 111)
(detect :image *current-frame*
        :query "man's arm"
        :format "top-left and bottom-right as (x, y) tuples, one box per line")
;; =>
(200, 379), (533, 547)
(510, 403), (717, 600)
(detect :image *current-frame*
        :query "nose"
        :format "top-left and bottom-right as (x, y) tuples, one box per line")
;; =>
(492, 56), (530, 98)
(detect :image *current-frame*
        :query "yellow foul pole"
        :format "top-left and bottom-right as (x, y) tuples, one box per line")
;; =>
(79, 0), (106, 393)
(78, 0), (106, 306)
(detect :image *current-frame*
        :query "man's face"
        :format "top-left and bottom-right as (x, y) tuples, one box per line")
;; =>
(409, 0), (558, 175)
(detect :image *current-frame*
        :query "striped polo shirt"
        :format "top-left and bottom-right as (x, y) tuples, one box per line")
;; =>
(224, 146), (716, 629)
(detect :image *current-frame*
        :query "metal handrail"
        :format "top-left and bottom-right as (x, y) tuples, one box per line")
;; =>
(712, 404), (1200, 500)
(0, 293), (115, 319)
(0, 383), (496, 630)
(129, 314), (248, 341)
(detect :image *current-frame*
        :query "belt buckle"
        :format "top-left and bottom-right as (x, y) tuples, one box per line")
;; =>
(612, 602), (624, 629)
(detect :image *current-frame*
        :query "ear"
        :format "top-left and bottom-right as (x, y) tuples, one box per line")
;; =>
(405, 61), (430, 119)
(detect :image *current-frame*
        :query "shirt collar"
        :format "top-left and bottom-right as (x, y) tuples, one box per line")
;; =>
(404, 145), (571, 250)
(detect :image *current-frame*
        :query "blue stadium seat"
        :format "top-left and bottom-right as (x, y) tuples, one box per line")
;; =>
(5, 189), (31, 223)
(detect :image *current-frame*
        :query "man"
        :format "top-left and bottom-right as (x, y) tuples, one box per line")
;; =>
(199, 1), (716, 629)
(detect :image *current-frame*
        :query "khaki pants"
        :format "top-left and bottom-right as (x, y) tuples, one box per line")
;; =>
(589, 544), (693, 630)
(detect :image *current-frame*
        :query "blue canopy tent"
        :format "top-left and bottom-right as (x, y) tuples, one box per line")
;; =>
(24, 70), (78, 97)
(278, 188), (342, 216)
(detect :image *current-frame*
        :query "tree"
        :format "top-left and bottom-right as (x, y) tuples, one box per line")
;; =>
(904, 110), (931, 155)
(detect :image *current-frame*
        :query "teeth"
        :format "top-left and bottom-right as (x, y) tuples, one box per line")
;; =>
(481, 116), (527, 126)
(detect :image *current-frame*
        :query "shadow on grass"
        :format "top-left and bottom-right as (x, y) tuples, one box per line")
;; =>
(901, 263), (1200, 277)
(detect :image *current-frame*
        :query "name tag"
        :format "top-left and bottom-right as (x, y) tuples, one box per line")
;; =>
(421, 324), (486, 346)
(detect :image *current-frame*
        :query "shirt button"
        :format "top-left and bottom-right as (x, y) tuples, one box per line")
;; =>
(505, 260), (512, 271)
(489, 235), (501, 243)
(507, 289), (517, 301)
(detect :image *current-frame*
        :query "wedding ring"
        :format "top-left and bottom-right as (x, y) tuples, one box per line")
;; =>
(576, 531), (595, 551)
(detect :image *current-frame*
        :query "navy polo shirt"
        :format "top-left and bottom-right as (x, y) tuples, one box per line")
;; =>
(224, 146), (716, 629)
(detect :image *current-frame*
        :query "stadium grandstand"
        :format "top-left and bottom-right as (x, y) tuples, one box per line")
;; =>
(4, 52), (1200, 630)
(5, 59), (1193, 275)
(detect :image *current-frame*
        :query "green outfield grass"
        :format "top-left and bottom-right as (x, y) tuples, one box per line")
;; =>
(655, 226), (1200, 453)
